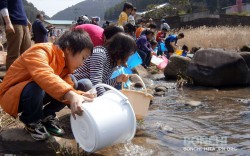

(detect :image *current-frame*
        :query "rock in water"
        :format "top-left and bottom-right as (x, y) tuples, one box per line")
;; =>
(155, 86), (167, 92)
(154, 91), (165, 96)
(164, 55), (191, 79)
(185, 101), (202, 107)
(239, 52), (250, 68)
(134, 82), (143, 88)
(187, 49), (249, 87)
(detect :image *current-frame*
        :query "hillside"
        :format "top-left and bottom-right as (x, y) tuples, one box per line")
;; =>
(23, 0), (48, 22)
(51, 0), (123, 20)
(104, 0), (249, 20)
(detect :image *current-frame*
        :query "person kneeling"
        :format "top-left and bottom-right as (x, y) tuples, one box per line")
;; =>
(0, 29), (95, 141)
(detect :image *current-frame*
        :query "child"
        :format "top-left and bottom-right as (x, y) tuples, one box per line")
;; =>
(73, 33), (137, 96)
(156, 27), (168, 56)
(182, 44), (189, 57)
(165, 33), (185, 59)
(150, 40), (158, 55)
(117, 2), (133, 27)
(0, 29), (95, 141)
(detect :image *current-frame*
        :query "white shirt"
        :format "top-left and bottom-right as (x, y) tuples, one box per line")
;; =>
(128, 15), (135, 26)
(160, 23), (170, 31)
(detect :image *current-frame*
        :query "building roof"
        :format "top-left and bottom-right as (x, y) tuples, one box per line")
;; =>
(44, 20), (74, 25)
(136, 3), (169, 15)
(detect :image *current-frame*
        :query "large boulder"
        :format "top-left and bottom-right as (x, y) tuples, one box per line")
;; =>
(239, 52), (250, 68)
(187, 49), (249, 87)
(164, 55), (191, 79)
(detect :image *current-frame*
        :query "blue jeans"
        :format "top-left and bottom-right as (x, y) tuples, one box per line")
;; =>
(18, 82), (66, 124)
(70, 74), (93, 92)
(137, 49), (151, 68)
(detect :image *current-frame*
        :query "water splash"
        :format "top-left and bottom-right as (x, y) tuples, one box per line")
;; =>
(119, 142), (155, 156)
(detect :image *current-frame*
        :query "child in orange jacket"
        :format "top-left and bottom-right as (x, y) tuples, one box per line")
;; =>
(0, 29), (95, 141)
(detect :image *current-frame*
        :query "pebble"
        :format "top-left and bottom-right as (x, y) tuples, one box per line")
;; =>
(134, 82), (143, 88)
(155, 86), (167, 92)
(185, 101), (202, 107)
(154, 91), (165, 96)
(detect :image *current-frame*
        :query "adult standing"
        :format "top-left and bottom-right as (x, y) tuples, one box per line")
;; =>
(32, 14), (50, 43)
(0, 0), (31, 70)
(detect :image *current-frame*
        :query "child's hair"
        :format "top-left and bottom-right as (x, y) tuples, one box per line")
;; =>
(178, 33), (185, 38)
(162, 27), (168, 31)
(145, 29), (155, 36)
(104, 26), (124, 40)
(104, 32), (137, 66)
(124, 23), (136, 34)
(55, 29), (93, 56)
(150, 40), (158, 47)
(182, 44), (189, 51)
(123, 2), (133, 11)
(147, 23), (157, 29)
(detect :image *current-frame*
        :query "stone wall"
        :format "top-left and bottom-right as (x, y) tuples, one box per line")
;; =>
(156, 14), (250, 29)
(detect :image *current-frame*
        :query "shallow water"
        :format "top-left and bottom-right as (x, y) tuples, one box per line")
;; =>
(97, 79), (250, 156)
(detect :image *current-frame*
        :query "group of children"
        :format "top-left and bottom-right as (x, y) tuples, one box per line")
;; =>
(117, 2), (188, 69)
(0, 24), (137, 141)
(0, 1), (189, 142)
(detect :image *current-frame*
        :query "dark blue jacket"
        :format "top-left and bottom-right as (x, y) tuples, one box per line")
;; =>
(136, 34), (152, 53)
(0, 0), (28, 26)
(32, 19), (48, 43)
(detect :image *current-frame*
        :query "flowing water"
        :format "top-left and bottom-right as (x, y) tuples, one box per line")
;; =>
(97, 78), (250, 156)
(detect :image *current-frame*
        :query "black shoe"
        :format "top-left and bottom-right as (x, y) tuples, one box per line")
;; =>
(42, 115), (65, 136)
(25, 121), (50, 141)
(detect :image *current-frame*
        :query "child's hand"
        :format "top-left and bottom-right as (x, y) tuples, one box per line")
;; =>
(77, 90), (96, 98)
(116, 74), (129, 83)
(64, 90), (94, 120)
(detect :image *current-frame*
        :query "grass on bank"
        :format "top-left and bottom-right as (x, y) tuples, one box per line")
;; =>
(174, 26), (250, 51)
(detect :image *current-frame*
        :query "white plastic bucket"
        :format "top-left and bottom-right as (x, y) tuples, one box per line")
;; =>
(70, 84), (136, 152)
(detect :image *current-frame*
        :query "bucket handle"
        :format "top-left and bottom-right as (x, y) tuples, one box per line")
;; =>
(94, 83), (128, 101)
(122, 74), (147, 93)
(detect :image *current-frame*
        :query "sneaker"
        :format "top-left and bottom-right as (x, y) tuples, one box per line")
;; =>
(25, 121), (50, 141)
(42, 115), (65, 136)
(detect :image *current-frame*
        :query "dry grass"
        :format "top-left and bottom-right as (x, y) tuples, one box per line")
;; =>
(174, 26), (250, 51)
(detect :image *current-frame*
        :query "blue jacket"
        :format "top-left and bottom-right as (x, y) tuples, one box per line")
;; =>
(32, 19), (48, 43)
(165, 35), (178, 45)
(0, 0), (28, 26)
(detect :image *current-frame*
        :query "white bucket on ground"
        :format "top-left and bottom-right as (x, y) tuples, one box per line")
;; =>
(70, 84), (136, 152)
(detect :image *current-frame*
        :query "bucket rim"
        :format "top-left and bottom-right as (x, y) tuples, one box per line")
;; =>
(120, 90), (154, 99)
